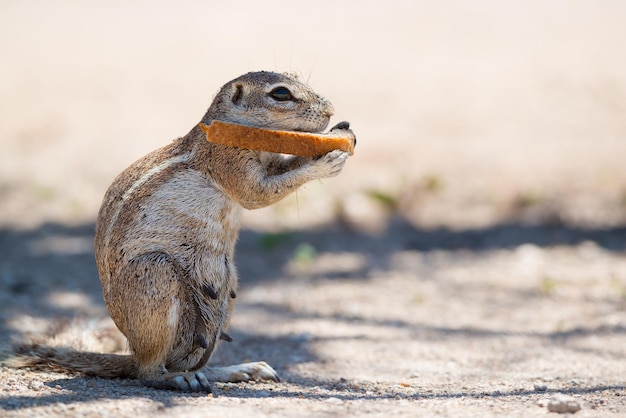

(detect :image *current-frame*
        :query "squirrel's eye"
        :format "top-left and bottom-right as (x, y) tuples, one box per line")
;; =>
(269, 87), (294, 102)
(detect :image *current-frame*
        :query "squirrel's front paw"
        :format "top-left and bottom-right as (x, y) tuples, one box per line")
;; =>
(310, 149), (349, 178)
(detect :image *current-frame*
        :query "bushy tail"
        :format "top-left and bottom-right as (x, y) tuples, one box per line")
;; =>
(5, 342), (139, 379)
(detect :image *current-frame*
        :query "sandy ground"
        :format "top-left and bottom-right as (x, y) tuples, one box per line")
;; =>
(1, 1), (625, 416)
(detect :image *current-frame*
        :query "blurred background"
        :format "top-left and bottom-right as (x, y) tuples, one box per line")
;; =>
(1, 0), (625, 375)
(2, 0), (625, 232)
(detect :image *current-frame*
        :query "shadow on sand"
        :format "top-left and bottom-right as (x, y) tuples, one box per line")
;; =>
(1, 218), (624, 410)
(1, 217), (624, 333)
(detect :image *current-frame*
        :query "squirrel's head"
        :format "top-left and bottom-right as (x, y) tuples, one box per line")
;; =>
(203, 71), (334, 133)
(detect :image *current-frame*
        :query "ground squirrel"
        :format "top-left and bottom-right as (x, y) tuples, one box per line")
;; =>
(9, 71), (353, 392)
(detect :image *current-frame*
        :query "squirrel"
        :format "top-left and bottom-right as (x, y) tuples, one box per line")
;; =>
(7, 71), (353, 392)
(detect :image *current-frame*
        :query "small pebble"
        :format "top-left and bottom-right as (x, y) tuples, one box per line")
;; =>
(28, 381), (45, 391)
(534, 383), (547, 392)
(546, 394), (581, 414)
(325, 397), (343, 404)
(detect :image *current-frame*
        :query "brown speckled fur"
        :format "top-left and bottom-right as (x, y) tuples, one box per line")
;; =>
(9, 71), (352, 392)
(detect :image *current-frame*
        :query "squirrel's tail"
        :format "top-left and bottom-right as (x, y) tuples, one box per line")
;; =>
(5, 342), (139, 379)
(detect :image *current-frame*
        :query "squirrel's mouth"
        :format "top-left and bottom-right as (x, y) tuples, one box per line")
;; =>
(291, 120), (330, 134)
(293, 127), (324, 133)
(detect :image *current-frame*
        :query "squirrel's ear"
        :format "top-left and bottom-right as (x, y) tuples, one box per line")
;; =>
(231, 83), (243, 105)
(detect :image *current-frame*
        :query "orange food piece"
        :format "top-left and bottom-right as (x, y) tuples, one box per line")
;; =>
(199, 120), (355, 157)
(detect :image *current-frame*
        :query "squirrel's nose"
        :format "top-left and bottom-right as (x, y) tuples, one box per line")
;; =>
(331, 121), (350, 130)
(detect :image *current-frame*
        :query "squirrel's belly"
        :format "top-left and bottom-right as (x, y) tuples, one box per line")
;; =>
(121, 169), (242, 264)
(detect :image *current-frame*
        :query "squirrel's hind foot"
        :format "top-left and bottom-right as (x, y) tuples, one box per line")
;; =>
(142, 370), (212, 392)
(201, 361), (280, 383)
